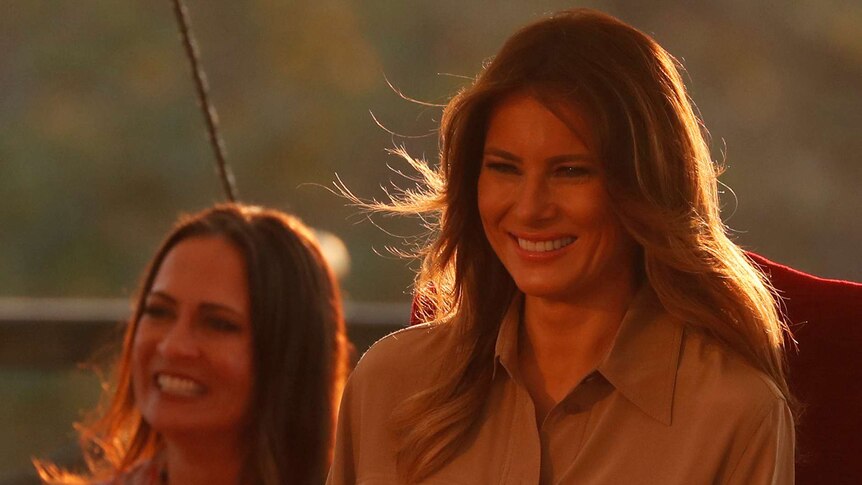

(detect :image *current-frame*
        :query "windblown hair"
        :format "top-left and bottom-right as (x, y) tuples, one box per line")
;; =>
(36, 204), (349, 485)
(378, 9), (794, 482)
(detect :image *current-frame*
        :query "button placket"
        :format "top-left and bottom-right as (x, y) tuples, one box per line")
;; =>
(561, 372), (603, 414)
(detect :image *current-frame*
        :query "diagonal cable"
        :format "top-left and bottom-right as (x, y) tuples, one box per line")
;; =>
(170, 0), (239, 202)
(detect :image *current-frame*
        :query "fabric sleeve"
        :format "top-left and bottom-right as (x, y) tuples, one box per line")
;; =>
(326, 374), (358, 485)
(726, 398), (795, 485)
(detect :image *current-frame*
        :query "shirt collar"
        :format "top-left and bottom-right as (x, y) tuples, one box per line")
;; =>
(597, 285), (683, 425)
(493, 293), (523, 381)
(492, 285), (684, 426)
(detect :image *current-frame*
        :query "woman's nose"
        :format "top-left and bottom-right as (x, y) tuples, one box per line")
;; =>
(156, 316), (201, 359)
(512, 176), (555, 223)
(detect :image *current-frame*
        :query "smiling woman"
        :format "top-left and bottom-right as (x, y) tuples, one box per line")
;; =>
(328, 8), (795, 485)
(35, 204), (349, 485)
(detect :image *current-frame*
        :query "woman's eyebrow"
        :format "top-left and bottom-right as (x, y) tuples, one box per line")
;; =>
(482, 148), (521, 160)
(146, 291), (176, 303)
(147, 291), (245, 318)
(483, 148), (594, 164)
(200, 302), (246, 318)
(546, 154), (595, 164)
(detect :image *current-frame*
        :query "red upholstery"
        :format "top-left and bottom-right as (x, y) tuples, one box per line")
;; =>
(747, 252), (862, 484)
(409, 252), (862, 484)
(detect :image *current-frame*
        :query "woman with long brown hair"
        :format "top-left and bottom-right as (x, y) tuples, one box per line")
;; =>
(329, 8), (794, 484)
(37, 204), (349, 484)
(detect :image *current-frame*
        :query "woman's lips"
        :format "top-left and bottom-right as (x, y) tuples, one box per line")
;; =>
(515, 235), (575, 252)
(154, 372), (206, 397)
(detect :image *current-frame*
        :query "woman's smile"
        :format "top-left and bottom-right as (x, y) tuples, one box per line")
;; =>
(513, 233), (577, 254)
(154, 372), (206, 397)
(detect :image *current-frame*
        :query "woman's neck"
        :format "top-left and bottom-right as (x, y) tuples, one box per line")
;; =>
(163, 432), (245, 485)
(522, 285), (635, 365)
(518, 279), (638, 423)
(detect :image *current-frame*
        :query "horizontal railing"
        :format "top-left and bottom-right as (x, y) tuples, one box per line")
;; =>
(0, 297), (409, 368)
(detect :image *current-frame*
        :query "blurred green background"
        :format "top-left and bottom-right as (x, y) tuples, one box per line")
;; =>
(1, 0), (860, 480)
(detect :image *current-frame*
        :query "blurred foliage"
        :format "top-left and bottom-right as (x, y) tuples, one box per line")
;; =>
(0, 368), (101, 472)
(1, 0), (860, 475)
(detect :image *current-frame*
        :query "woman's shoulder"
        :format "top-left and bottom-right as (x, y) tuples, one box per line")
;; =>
(348, 322), (454, 394)
(676, 325), (786, 414)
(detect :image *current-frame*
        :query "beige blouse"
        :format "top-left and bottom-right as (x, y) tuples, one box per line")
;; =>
(328, 287), (794, 484)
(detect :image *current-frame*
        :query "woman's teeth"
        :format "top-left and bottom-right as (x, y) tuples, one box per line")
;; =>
(156, 373), (205, 396)
(517, 236), (575, 252)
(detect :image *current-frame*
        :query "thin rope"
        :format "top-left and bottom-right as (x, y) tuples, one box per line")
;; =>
(170, 0), (239, 202)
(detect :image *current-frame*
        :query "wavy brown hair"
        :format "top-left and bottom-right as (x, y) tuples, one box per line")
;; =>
(372, 9), (794, 482)
(36, 204), (349, 485)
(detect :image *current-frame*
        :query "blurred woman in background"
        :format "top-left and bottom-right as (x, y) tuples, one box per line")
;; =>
(37, 203), (349, 484)
(329, 8), (795, 484)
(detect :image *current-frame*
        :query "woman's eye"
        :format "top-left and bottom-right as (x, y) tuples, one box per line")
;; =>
(206, 317), (242, 333)
(556, 166), (591, 178)
(484, 161), (519, 175)
(142, 305), (172, 319)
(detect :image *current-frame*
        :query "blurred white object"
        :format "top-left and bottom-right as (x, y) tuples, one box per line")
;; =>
(312, 229), (351, 280)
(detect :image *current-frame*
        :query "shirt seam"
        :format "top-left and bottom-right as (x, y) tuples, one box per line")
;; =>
(574, 405), (595, 460)
(723, 398), (778, 483)
(499, 383), (519, 483)
(660, 322), (685, 424)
